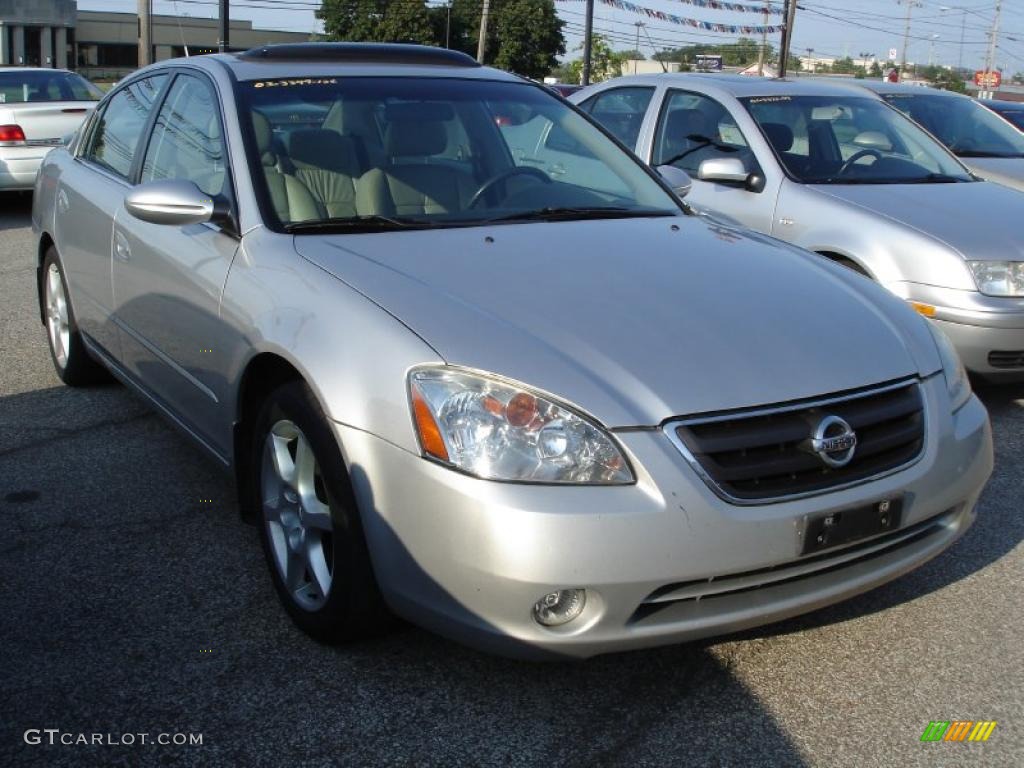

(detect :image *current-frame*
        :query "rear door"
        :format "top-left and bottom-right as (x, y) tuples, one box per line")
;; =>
(55, 74), (168, 356)
(111, 71), (240, 459)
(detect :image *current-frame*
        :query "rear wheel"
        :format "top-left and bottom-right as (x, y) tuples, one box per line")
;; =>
(254, 381), (389, 642)
(41, 248), (110, 386)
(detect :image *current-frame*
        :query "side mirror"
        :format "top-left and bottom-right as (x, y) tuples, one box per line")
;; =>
(698, 157), (764, 193)
(124, 179), (225, 226)
(656, 164), (693, 198)
(852, 130), (893, 152)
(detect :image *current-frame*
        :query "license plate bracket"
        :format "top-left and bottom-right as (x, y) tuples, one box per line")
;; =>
(801, 497), (903, 555)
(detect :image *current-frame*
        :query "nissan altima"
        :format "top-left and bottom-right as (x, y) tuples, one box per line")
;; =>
(32, 44), (992, 659)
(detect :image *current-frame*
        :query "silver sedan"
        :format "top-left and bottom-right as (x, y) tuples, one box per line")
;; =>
(0, 67), (101, 190)
(32, 45), (992, 658)
(572, 74), (1024, 378)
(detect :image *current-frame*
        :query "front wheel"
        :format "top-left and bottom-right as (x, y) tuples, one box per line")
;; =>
(253, 381), (389, 642)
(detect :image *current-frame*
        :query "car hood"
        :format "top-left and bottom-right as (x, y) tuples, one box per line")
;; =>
(810, 180), (1024, 262)
(295, 217), (934, 427)
(961, 157), (1024, 193)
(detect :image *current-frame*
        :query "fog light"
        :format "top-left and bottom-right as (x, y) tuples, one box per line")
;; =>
(532, 589), (586, 627)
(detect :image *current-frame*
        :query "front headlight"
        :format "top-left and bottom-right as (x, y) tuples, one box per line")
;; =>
(408, 367), (634, 484)
(924, 321), (971, 412)
(967, 261), (1024, 297)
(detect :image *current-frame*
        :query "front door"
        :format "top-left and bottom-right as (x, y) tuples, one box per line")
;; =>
(648, 89), (778, 232)
(111, 72), (239, 458)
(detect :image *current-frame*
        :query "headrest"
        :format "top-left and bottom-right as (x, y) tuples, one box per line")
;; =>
(288, 129), (360, 175)
(251, 111), (275, 166)
(384, 101), (455, 122)
(761, 122), (794, 153)
(666, 108), (712, 139)
(386, 119), (448, 158)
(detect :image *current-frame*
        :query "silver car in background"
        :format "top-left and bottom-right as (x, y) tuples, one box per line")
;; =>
(852, 80), (1024, 193)
(32, 45), (992, 659)
(572, 74), (1024, 377)
(0, 68), (102, 190)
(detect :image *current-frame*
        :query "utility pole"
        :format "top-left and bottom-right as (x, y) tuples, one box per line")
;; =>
(757, 0), (768, 76)
(477, 0), (490, 63)
(138, 0), (152, 67)
(582, 0), (594, 85)
(806, 47), (814, 73)
(778, 0), (796, 78)
(634, 21), (643, 74)
(983, 0), (1002, 94)
(218, 0), (229, 53)
(445, 2), (452, 49)
(898, 0), (921, 82)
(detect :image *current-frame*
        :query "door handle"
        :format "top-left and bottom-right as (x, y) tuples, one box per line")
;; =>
(114, 231), (131, 262)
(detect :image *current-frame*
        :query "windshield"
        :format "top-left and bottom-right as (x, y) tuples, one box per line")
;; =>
(0, 71), (102, 104)
(741, 94), (973, 184)
(238, 76), (680, 231)
(883, 93), (1024, 159)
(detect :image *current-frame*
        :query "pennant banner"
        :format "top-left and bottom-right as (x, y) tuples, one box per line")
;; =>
(559, 0), (786, 33)
(667, 0), (783, 15)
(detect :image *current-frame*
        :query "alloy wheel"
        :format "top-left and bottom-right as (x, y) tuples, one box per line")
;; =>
(45, 263), (70, 369)
(261, 419), (335, 611)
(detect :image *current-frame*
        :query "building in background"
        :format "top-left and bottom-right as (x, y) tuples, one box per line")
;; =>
(1, 1), (310, 79)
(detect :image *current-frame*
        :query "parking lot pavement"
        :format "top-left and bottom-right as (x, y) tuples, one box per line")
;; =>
(1, 191), (1021, 768)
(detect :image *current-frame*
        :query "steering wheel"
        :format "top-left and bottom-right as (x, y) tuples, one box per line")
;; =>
(467, 167), (552, 209)
(838, 148), (882, 176)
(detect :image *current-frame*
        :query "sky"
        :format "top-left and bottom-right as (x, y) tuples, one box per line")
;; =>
(76, 0), (1024, 74)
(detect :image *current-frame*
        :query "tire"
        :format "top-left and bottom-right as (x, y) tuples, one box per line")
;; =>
(41, 247), (110, 386)
(253, 380), (389, 642)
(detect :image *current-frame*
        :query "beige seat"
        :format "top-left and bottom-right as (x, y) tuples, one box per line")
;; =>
(287, 129), (362, 219)
(251, 111), (322, 223)
(356, 113), (476, 217)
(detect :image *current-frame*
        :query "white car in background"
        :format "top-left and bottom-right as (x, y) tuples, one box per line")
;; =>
(0, 68), (102, 190)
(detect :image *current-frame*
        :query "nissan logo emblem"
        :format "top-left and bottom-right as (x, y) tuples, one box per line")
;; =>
(808, 415), (858, 468)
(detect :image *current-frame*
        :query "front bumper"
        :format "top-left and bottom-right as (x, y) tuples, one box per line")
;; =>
(0, 145), (48, 190)
(339, 375), (992, 659)
(895, 282), (1024, 377)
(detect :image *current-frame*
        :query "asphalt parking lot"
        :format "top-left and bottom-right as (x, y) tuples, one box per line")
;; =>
(1, 191), (1021, 768)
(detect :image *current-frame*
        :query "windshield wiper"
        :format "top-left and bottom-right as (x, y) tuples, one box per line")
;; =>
(954, 149), (1024, 159)
(660, 134), (739, 168)
(902, 173), (971, 183)
(481, 206), (676, 223)
(284, 214), (441, 233)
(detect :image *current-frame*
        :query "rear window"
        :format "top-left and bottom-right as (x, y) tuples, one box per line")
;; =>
(0, 71), (102, 105)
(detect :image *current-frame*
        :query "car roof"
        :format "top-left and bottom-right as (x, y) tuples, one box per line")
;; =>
(986, 99), (1024, 111)
(580, 72), (889, 99)
(853, 80), (964, 97)
(148, 43), (524, 84)
(0, 67), (75, 74)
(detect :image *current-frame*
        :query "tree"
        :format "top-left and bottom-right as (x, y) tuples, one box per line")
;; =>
(567, 34), (628, 84)
(920, 65), (967, 94)
(829, 56), (857, 75)
(868, 61), (883, 78)
(318, 0), (434, 45)
(439, 0), (564, 79)
(491, 0), (566, 79)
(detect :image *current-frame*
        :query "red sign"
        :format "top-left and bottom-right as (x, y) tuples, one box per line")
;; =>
(974, 70), (1002, 89)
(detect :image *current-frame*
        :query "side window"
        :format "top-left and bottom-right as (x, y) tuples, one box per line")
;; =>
(141, 74), (226, 197)
(653, 90), (751, 175)
(85, 75), (167, 179)
(585, 87), (655, 149)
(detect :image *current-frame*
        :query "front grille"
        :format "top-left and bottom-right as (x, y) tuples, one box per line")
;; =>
(988, 350), (1024, 369)
(667, 380), (924, 503)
